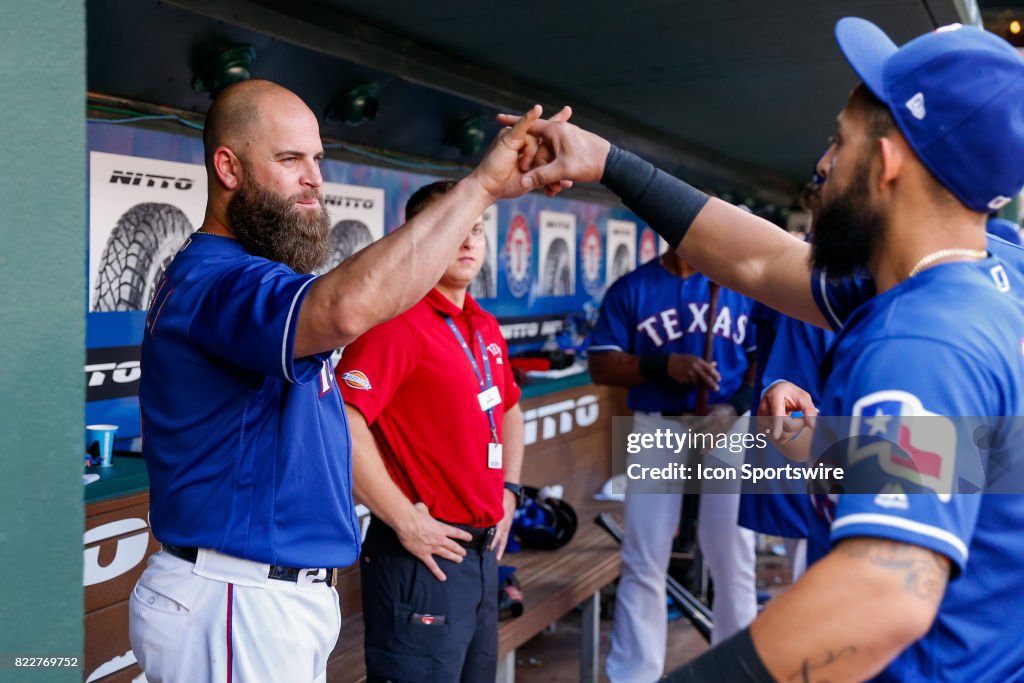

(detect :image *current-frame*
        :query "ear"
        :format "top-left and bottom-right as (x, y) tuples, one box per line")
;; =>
(212, 146), (243, 191)
(876, 136), (904, 193)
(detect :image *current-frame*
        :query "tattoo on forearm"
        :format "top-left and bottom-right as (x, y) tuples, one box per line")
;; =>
(840, 539), (949, 600)
(787, 646), (857, 683)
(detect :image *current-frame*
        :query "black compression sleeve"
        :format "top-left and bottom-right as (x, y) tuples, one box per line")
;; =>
(638, 353), (671, 382)
(662, 627), (775, 682)
(600, 145), (710, 250)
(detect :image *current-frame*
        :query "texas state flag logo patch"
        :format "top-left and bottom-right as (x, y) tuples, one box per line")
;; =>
(341, 370), (372, 391)
(849, 391), (955, 501)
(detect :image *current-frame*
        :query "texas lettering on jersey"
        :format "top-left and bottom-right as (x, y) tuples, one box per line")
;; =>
(635, 304), (749, 347)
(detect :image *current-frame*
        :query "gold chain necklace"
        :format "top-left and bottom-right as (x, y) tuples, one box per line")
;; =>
(908, 248), (987, 278)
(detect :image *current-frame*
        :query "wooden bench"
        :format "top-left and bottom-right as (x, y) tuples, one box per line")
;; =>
(496, 500), (621, 682)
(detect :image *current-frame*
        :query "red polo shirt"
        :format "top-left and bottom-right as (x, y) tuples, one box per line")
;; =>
(337, 288), (521, 527)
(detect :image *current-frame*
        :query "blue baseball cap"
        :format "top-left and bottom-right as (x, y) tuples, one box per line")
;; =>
(835, 18), (1024, 212)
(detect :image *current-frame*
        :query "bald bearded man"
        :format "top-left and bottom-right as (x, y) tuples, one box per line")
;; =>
(128, 80), (545, 683)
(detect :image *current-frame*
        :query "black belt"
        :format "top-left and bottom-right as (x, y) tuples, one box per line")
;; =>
(441, 523), (498, 552)
(654, 411), (696, 418)
(162, 544), (337, 585)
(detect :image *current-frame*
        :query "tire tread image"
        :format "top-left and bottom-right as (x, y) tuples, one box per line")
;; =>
(92, 203), (194, 312)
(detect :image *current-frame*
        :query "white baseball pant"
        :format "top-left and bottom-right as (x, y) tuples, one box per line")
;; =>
(129, 549), (341, 682)
(606, 413), (757, 682)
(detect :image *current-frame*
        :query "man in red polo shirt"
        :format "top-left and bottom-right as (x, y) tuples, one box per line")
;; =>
(336, 180), (524, 683)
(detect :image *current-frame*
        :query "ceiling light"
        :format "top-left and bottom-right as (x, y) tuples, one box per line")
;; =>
(192, 45), (256, 97)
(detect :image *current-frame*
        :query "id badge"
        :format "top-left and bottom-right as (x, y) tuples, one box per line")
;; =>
(478, 386), (501, 411)
(488, 442), (503, 469)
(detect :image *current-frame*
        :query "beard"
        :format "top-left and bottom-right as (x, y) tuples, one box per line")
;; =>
(227, 169), (331, 274)
(811, 159), (885, 278)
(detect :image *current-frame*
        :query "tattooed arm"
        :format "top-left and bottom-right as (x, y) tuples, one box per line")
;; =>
(750, 537), (949, 682)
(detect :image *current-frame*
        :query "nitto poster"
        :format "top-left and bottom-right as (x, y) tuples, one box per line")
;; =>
(538, 210), (576, 296)
(470, 205), (498, 299)
(321, 182), (385, 270)
(606, 218), (637, 284)
(88, 151), (208, 312)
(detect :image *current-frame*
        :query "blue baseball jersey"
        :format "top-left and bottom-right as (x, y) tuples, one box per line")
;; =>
(812, 234), (1024, 330)
(808, 258), (1024, 681)
(140, 233), (361, 569)
(738, 313), (835, 537)
(590, 259), (755, 412)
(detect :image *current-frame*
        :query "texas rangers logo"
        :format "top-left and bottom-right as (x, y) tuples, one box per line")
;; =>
(504, 214), (533, 298)
(341, 370), (372, 391)
(639, 228), (658, 264)
(486, 342), (504, 365)
(849, 391), (955, 501)
(581, 223), (603, 296)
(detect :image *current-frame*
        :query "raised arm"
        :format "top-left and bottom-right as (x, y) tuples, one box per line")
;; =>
(496, 115), (828, 327)
(295, 107), (543, 356)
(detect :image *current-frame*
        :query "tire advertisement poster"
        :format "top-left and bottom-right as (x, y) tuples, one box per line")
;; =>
(89, 152), (208, 313)
(538, 210), (577, 297)
(472, 205), (498, 299)
(606, 219), (637, 285)
(321, 182), (385, 270)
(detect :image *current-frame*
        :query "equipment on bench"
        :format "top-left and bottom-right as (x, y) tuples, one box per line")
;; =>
(595, 512), (713, 642)
(513, 486), (578, 550)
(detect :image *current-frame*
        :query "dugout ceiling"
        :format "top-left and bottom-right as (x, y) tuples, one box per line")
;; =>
(88, 0), (977, 203)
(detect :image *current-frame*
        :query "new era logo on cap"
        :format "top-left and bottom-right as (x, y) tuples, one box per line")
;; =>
(905, 93), (926, 120)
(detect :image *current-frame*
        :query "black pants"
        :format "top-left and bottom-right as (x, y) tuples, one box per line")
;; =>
(361, 518), (498, 683)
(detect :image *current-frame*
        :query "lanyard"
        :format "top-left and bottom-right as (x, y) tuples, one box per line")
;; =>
(443, 316), (499, 443)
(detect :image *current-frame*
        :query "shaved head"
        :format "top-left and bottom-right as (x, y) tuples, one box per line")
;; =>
(203, 79), (311, 170)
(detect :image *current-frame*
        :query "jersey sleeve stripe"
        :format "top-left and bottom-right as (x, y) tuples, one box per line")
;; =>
(831, 513), (969, 564)
(816, 270), (844, 331)
(588, 344), (624, 352)
(281, 276), (318, 384)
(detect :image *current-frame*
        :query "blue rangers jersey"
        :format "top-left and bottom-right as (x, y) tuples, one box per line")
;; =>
(812, 234), (1024, 330)
(808, 257), (1024, 681)
(140, 233), (361, 569)
(590, 259), (755, 413)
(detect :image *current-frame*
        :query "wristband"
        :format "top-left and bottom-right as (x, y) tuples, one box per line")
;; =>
(600, 145), (710, 250)
(727, 385), (755, 417)
(638, 353), (671, 382)
(662, 626), (774, 682)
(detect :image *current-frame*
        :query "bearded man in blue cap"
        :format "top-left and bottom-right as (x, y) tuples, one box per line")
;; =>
(502, 17), (1024, 683)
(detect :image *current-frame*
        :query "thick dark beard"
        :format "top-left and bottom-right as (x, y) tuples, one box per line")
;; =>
(811, 160), (885, 278)
(227, 171), (331, 273)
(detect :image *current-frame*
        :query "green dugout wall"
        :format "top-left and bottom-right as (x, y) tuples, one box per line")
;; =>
(0, 1), (86, 680)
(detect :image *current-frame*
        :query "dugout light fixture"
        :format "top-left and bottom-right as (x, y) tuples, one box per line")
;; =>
(192, 45), (256, 97)
(325, 83), (380, 126)
(1012, 20), (1022, 35)
(447, 115), (488, 156)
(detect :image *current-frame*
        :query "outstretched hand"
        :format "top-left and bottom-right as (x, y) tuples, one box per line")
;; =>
(471, 105), (542, 201)
(496, 111), (612, 191)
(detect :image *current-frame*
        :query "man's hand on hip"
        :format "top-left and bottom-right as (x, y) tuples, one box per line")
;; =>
(395, 502), (473, 582)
